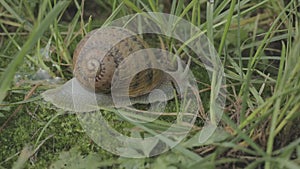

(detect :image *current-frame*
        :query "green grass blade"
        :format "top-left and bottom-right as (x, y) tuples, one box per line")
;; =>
(218, 0), (236, 55)
(0, 0), (70, 104)
(0, 0), (26, 26)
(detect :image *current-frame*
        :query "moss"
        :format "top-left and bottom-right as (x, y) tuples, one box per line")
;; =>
(0, 99), (121, 168)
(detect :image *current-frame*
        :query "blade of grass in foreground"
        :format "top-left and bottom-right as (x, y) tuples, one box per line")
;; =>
(239, 1), (293, 125)
(0, 0), (70, 104)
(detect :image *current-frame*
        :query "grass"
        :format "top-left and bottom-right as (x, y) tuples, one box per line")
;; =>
(0, 0), (300, 168)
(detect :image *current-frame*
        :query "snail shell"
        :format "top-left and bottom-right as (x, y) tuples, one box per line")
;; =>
(73, 27), (164, 97)
(42, 27), (176, 112)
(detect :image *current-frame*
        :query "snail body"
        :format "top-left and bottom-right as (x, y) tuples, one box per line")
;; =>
(42, 27), (176, 112)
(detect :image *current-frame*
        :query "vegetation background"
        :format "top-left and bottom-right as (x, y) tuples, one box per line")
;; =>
(0, 0), (300, 168)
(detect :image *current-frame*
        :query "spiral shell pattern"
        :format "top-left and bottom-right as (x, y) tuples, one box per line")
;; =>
(73, 27), (164, 96)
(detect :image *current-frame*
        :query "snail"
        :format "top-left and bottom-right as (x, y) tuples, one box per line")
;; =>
(41, 27), (184, 112)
